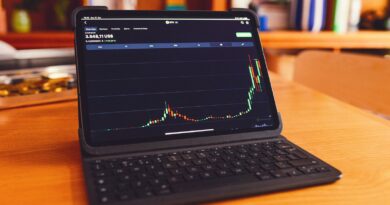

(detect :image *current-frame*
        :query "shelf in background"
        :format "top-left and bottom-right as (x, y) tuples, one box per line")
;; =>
(1, 31), (390, 50)
(259, 31), (390, 49)
(0, 32), (74, 49)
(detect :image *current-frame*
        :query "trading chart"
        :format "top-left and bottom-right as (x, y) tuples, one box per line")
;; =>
(81, 16), (277, 144)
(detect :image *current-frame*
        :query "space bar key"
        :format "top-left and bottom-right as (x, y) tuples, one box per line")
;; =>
(172, 174), (258, 193)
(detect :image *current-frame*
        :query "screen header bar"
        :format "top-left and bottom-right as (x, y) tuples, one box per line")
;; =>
(81, 17), (251, 21)
(86, 41), (255, 51)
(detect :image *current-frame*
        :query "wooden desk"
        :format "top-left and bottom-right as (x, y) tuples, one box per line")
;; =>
(259, 31), (390, 49)
(0, 32), (74, 49)
(1, 31), (390, 50)
(0, 73), (389, 205)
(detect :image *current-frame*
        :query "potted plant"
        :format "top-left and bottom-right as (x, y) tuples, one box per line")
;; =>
(12, 0), (42, 33)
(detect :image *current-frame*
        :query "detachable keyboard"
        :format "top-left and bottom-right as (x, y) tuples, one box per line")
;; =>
(85, 140), (337, 204)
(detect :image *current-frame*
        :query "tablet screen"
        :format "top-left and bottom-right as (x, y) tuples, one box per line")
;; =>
(76, 11), (279, 146)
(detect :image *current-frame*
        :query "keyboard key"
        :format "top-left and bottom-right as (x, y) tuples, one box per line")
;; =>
(146, 164), (159, 171)
(193, 159), (205, 165)
(207, 157), (219, 163)
(92, 163), (104, 171)
(98, 186), (109, 193)
(137, 158), (151, 165)
(117, 182), (130, 191)
(262, 144), (273, 151)
(200, 171), (215, 179)
(221, 155), (235, 162)
(167, 155), (181, 162)
(155, 183), (169, 190)
(276, 143), (292, 149)
(276, 149), (287, 155)
(232, 161), (244, 167)
(119, 175), (132, 182)
(177, 160), (191, 167)
(210, 151), (222, 157)
(297, 166), (317, 174)
(255, 172), (273, 180)
(275, 161), (291, 169)
(131, 180), (147, 188)
(95, 171), (108, 177)
(163, 162), (177, 169)
(168, 176), (183, 184)
(118, 193), (131, 201)
(216, 169), (231, 177)
(245, 165), (261, 172)
(280, 168), (303, 177)
(261, 163), (275, 170)
(290, 150), (308, 159)
(155, 170), (168, 177)
(130, 166), (143, 172)
(182, 154), (195, 160)
(231, 168), (246, 175)
(172, 174), (257, 193)
(170, 168), (183, 175)
(316, 166), (329, 172)
(93, 159), (102, 164)
(126, 161), (136, 167)
(202, 164), (215, 171)
(184, 174), (199, 181)
(289, 159), (318, 167)
(136, 189), (154, 198)
(155, 187), (172, 195)
(260, 157), (273, 163)
(236, 154), (248, 159)
(113, 168), (125, 175)
(137, 172), (150, 179)
(287, 154), (299, 160)
(217, 162), (229, 169)
(196, 152), (207, 158)
(120, 160), (131, 168)
(274, 155), (289, 161)
(270, 170), (287, 178)
(150, 178), (165, 185)
(246, 159), (257, 165)
(96, 178), (105, 185)
(105, 161), (119, 169)
(100, 196), (109, 203)
(187, 166), (201, 173)
(250, 152), (261, 158)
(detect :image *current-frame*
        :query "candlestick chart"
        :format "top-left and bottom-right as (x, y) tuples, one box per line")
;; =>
(86, 51), (275, 141)
(140, 55), (263, 128)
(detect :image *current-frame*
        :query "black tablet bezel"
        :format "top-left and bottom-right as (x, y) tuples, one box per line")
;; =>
(74, 9), (281, 154)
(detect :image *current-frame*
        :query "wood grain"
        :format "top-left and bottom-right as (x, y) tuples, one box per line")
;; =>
(259, 31), (390, 49)
(0, 32), (74, 49)
(2, 31), (390, 50)
(0, 89), (77, 110)
(0, 73), (389, 205)
(294, 50), (390, 116)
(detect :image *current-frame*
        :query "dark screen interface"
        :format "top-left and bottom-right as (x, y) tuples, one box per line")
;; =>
(81, 15), (276, 145)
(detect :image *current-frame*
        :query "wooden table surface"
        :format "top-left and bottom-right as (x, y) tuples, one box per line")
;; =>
(0, 73), (389, 205)
(259, 31), (390, 49)
(2, 31), (390, 49)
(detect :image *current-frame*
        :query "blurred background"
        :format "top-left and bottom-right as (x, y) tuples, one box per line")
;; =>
(0, 0), (389, 118)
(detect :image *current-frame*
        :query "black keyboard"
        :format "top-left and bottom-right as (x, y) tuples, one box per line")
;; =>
(88, 140), (330, 203)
